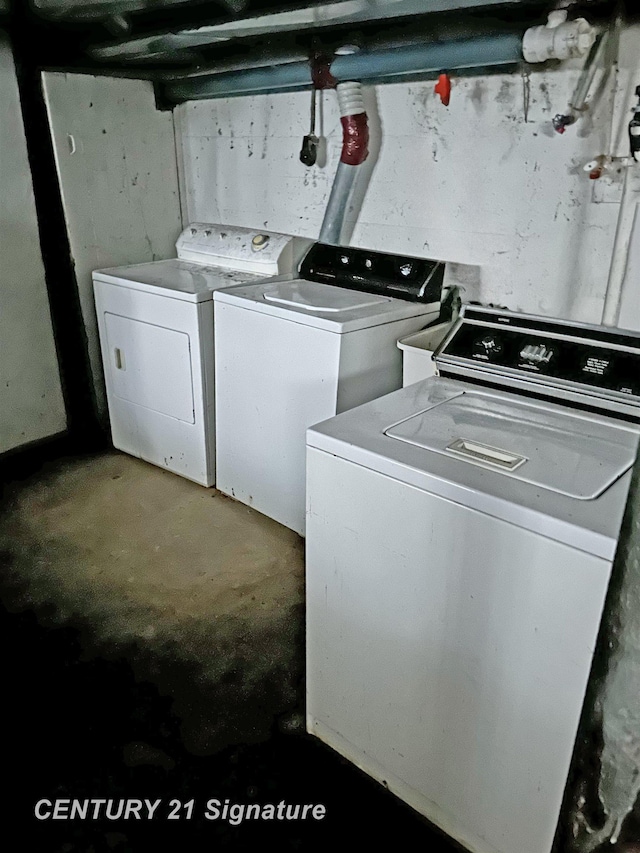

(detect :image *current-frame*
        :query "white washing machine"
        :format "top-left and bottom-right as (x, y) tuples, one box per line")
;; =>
(213, 242), (445, 534)
(93, 223), (310, 486)
(306, 306), (640, 853)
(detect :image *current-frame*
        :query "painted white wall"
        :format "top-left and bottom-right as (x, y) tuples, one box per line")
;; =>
(43, 72), (183, 415)
(176, 24), (640, 327)
(0, 35), (66, 454)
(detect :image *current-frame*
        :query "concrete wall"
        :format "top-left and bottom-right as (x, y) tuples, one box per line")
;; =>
(43, 72), (183, 416)
(0, 35), (66, 454)
(176, 24), (640, 328)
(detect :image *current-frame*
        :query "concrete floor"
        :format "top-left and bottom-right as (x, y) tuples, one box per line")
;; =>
(0, 449), (465, 850)
(0, 450), (305, 755)
(8, 449), (635, 851)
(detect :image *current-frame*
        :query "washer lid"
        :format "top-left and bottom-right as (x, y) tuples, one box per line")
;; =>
(214, 278), (439, 332)
(307, 377), (640, 559)
(262, 280), (390, 313)
(384, 392), (637, 500)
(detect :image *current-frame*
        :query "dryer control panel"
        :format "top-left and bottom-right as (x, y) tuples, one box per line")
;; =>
(437, 306), (640, 417)
(176, 223), (312, 276)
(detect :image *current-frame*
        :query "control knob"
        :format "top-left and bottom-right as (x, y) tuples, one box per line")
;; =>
(473, 335), (503, 360)
(520, 343), (553, 365)
(252, 234), (270, 250)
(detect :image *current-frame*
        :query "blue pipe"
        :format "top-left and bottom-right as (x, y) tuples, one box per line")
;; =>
(163, 33), (524, 102)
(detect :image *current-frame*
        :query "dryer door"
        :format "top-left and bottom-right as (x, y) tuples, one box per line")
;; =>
(104, 313), (195, 424)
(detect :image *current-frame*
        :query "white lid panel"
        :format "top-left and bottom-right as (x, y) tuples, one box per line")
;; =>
(384, 392), (637, 499)
(262, 281), (391, 313)
(92, 259), (263, 302)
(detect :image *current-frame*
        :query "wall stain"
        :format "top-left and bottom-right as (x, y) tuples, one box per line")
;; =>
(539, 81), (553, 114)
(469, 80), (486, 113)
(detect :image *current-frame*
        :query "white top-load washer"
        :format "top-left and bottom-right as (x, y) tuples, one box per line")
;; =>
(213, 242), (445, 534)
(93, 224), (310, 486)
(305, 305), (640, 853)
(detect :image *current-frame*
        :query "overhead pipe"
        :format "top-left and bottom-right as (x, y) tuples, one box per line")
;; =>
(601, 87), (640, 328)
(162, 33), (525, 103)
(601, 170), (639, 327)
(551, 29), (609, 134)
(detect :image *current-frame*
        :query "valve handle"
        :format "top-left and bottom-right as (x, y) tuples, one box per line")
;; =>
(434, 73), (451, 106)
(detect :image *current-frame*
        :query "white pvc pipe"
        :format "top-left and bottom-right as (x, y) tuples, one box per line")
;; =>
(602, 167), (640, 327)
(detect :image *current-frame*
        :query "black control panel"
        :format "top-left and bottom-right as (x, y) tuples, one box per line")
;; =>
(440, 308), (640, 398)
(299, 243), (444, 304)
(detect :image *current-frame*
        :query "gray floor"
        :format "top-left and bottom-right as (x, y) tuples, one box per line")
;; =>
(1, 449), (463, 853)
(4, 449), (639, 852)
(0, 450), (305, 754)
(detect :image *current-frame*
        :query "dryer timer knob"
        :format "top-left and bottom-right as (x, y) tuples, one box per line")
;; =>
(252, 234), (270, 250)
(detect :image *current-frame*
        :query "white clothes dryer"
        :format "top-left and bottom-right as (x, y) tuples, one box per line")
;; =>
(93, 223), (310, 485)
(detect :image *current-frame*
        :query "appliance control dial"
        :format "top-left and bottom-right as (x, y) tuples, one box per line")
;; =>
(252, 234), (270, 250)
(520, 343), (554, 364)
(473, 335), (503, 360)
(481, 335), (503, 353)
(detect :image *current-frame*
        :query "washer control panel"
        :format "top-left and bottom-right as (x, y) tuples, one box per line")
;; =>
(438, 306), (640, 403)
(520, 343), (554, 365)
(299, 242), (445, 304)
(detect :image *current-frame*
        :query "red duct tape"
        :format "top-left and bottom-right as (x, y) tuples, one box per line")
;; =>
(311, 55), (336, 90)
(339, 112), (369, 165)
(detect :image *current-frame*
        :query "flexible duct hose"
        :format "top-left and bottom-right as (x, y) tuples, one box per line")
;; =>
(319, 82), (369, 245)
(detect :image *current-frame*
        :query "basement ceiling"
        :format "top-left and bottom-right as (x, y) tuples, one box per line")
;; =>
(86, 0), (549, 64)
(5, 0), (624, 99)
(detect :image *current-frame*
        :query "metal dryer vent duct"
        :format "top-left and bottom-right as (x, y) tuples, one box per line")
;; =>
(319, 81), (369, 245)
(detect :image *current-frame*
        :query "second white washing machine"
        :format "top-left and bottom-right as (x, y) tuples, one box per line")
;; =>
(306, 306), (640, 853)
(214, 242), (445, 534)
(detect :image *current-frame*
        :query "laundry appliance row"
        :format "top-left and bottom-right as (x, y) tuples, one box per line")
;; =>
(93, 225), (445, 528)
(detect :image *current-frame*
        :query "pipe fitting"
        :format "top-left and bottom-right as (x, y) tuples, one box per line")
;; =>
(523, 14), (597, 63)
(553, 113), (577, 134)
(336, 81), (365, 118)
